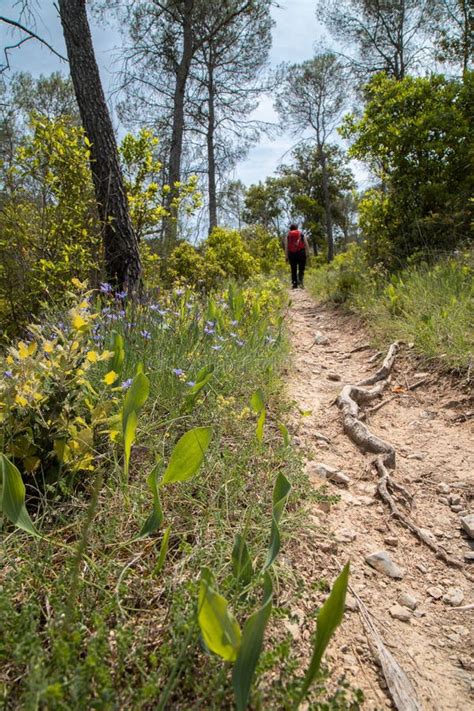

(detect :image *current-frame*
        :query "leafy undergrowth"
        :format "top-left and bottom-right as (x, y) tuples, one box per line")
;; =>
(307, 247), (473, 371)
(0, 278), (360, 710)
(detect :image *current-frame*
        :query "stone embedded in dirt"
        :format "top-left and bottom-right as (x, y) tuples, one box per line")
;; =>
(345, 594), (358, 611)
(283, 620), (301, 640)
(464, 551), (474, 563)
(317, 501), (331, 514)
(426, 586), (443, 600)
(460, 514), (474, 538)
(390, 604), (412, 622)
(449, 494), (462, 506)
(365, 551), (405, 579)
(327, 470), (350, 487)
(327, 372), (341, 381)
(442, 587), (464, 606)
(313, 330), (329, 345)
(451, 505), (463, 513)
(335, 528), (357, 543)
(433, 529), (444, 538)
(407, 453), (424, 460)
(398, 592), (418, 610)
(384, 536), (399, 547)
(436, 483), (451, 495)
(355, 495), (376, 506)
(319, 540), (337, 553)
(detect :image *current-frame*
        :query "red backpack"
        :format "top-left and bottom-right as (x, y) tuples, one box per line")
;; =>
(287, 229), (304, 252)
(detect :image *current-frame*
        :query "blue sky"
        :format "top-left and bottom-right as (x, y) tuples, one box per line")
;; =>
(0, 1), (368, 187)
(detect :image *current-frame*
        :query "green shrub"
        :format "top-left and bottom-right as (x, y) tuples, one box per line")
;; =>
(0, 283), (117, 484)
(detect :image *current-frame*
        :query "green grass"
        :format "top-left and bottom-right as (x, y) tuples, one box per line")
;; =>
(307, 248), (473, 371)
(0, 278), (361, 710)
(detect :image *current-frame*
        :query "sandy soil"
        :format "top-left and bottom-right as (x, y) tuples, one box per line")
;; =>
(284, 288), (473, 710)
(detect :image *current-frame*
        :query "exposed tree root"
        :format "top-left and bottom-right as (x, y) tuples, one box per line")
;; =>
(358, 341), (400, 386)
(336, 341), (463, 569)
(374, 457), (462, 569)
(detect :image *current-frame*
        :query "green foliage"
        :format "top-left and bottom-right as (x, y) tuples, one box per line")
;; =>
(341, 72), (473, 266)
(297, 563), (350, 705)
(0, 454), (38, 536)
(308, 247), (474, 370)
(232, 573), (273, 711)
(206, 227), (258, 281)
(122, 367), (150, 480)
(0, 116), (100, 335)
(232, 534), (254, 585)
(0, 286), (118, 484)
(120, 129), (201, 241)
(265, 472), (291, 570)
(198, 567), (242, 662)
(161, 426), (213, 484)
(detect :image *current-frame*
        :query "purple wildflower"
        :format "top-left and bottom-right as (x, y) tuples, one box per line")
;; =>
(231, 319), (239, 326)
(211, 345), (222, 351)
(230, 332), (237, 338)
(100, 282), (113, 294)
(206, 320), (215, 328)
(172, 368), (184, 376)
(204, 325), (215, 335)
(175, 288), (185, 296)
(185, 302), (194, 310)
(265, 335), (276, 345)
(4, 370), (13, 378)
(121, 378), (133, 389)
(116, 290), (127, 299)
(186, 380), (196, 387)
(140, 330), (151, 340)
(236, 339), (245, 347)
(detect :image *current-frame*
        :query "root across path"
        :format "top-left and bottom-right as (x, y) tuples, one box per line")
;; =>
(285, 289), (473, 710)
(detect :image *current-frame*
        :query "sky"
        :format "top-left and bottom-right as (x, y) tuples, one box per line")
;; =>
(0, 0), (370, 188)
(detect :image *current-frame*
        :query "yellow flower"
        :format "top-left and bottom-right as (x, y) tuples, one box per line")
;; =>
(18, 341), (37, 359)
(15, 394), (28, 407)
(87, 350), (99, 363)
(103, 370), (118, 385)
(44, 341), (55, 354)
(98, 350), (114, 361)
(70, 310), (88, 330)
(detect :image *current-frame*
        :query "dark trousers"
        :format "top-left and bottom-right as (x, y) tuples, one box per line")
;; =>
(288, 250), (306, 287)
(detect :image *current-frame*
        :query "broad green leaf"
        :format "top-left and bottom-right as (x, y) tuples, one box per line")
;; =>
(233, 573), (273, 711)
(250, 389), (265, 413)
(153, 526), (171, 576)
(198, 568), (241, 662)
(0, 454), (38, 536)
(123, 410), (138, 480)
(232, 534), (253, 585)
(278, 422), (290, 446)
(264, 517), (280, 570)
(296, 563), (350, 706)
(139, 463), (164, 537)
(110, 331), (125, 374)
(256, 409), (266, 443)
(122, 370), (149, 429)
(272, 473), (291, 524)
(264, 474), (291, 570)
(161, 427), (212, 485)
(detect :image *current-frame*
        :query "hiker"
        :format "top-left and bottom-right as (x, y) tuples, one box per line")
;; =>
(284, 223), (310, 289)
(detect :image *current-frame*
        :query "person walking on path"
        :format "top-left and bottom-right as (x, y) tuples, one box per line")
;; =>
(284, 223), (310, 289)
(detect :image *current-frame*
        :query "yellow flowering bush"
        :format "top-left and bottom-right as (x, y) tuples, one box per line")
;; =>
(0, 285), (118, 483)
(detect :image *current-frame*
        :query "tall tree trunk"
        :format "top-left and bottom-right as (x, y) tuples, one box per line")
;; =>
(319, 148), (334, 262)
(164, 0), (194, 255)
(58, 0), (141, 291)
(207, 58), (217, 233)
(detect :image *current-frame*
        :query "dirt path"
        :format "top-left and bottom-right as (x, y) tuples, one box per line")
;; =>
(285, 289), (473, 710)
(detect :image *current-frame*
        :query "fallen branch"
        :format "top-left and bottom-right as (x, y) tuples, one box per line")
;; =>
(375, 457), (462, 569)
(364, 394), (399, 417)
(449, 604), (474, 612)
(350, 342), (371, 353)
(347, 583), (423, 711)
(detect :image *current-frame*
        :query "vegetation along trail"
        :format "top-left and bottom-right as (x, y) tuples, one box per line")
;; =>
(285, 287), (473, 710)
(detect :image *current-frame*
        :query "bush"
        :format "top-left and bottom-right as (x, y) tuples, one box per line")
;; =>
(308, 248), (474, 370)
(0, 116), (101, 337)
(0, 283), (117, 485)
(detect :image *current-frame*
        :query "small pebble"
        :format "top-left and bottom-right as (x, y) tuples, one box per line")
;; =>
(426, 586), (443, 600)
(390, 604), (412, 622)
(398, 592), (418, 610)
(442, 587), (464, 607)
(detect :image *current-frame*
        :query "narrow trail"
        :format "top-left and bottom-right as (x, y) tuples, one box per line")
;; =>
(284, 289), (473, 710)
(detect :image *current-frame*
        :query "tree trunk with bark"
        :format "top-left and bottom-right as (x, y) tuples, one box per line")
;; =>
(206, 57), (217, 233)
(58, 0), (141, 291)
(163, 0), (194, 255)
(319, 148), (334, 262)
